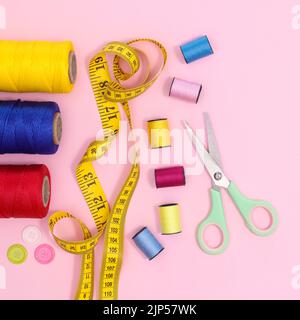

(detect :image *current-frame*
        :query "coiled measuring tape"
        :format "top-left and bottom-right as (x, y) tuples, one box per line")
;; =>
(48, 39), (167, 300)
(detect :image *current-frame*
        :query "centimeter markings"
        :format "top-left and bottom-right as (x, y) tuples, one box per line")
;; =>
(49, 39), (166, 301)
(100, 163), (139, 299)
(89, 48), (132, 300)
(89, 56), (121, 136)
(77, 250), (94, 300)
(76, 165), (108, 229)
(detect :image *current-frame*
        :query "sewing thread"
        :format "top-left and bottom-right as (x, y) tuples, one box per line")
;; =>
(0, 40), (76, 92)
(0, 164), (51, 219)
(0, 100), (61, 154)
(169, 77), (202, 103)
(132, 227), (164, 260)
(159, 203), (182, 235)
(155, 166), (186, 188)
(180, 35), (213, 63)
(147, 118), (171, 148)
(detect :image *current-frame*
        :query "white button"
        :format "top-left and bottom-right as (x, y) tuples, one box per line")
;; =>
(22, 226), (42, 245)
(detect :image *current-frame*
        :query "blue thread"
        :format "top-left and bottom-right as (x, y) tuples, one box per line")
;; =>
(180, 35), (213, 64)
(132, 227), (164, 260)
(0, 100), (60, 154)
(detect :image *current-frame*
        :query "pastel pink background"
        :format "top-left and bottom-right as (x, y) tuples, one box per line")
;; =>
(0, 0), (299, 300)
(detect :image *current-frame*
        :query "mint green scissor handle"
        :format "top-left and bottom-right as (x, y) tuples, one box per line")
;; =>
(197, 182), (279, 255)
(197, 188), (230, 255)
(227, 181), (278, 237)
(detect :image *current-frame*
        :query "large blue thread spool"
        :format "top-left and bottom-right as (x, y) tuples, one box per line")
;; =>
(180, 35), (213, 64)
(0, 100), (62, 154)
(132, 227), (164, 260)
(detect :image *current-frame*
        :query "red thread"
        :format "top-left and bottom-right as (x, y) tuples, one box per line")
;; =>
(0, 165), (51, 218)
(154, 166), (186, 188)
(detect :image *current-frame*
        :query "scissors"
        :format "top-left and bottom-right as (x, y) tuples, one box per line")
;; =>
(183, 113), (278, 255)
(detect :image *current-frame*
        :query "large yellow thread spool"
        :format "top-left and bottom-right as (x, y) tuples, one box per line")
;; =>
(147, 118), (171, 148)
(0, 40), (76, 93)
(159, 203), (182, 235)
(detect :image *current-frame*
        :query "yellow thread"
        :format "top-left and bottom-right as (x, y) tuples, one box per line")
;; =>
(159, 203), (182, 234)
(48, 39), (167, 300)
(0, 40), (75, 93)
(147, 118), (171, 148)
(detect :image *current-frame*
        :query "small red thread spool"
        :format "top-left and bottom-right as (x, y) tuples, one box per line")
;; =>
(154, 166), (186, 188)
(0, 165), (51, 218)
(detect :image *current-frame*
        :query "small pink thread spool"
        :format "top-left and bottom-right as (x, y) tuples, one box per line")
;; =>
(154, 166), (186, 188)
(169, 77), (202, 104)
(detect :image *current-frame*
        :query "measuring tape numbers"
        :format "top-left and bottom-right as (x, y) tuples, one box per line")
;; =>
(49, 39), (167, 300)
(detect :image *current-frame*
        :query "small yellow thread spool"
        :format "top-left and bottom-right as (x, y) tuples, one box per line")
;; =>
(159, 203), (182, 235)
(147, 118), (171, 148)
(0, 40), (76, 93)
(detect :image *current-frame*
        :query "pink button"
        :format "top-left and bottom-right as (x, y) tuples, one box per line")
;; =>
(34, 244), (55, 264)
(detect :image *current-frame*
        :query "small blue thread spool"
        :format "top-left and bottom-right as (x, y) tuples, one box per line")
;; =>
(180, 35), (213, 64)
(132, 227), (164, 260)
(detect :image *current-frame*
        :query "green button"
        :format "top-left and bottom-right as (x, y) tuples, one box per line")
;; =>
(7, 244), (27, 264)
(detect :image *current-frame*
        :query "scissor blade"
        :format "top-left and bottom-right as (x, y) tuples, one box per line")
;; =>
(183, 120), (230, 189)
(204, 112), (223, 170)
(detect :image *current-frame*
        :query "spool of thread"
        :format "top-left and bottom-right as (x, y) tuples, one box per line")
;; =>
(154, 166), (186, 188)
(159, 203), (182, 235)
(147, 118), (171, 148)
(180, 35), (213, 64)
(169, 77), (202, 103)
(0, 100), (62, 154)
(0, 165), (51, 219)
(0, 40), (76, 93)
(132, 227), (164, 260)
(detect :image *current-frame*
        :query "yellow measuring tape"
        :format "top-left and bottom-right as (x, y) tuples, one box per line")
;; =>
(48, 39), (167, 300)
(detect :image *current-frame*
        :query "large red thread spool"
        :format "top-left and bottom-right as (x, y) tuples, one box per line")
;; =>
(0, 165), (51, 218)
